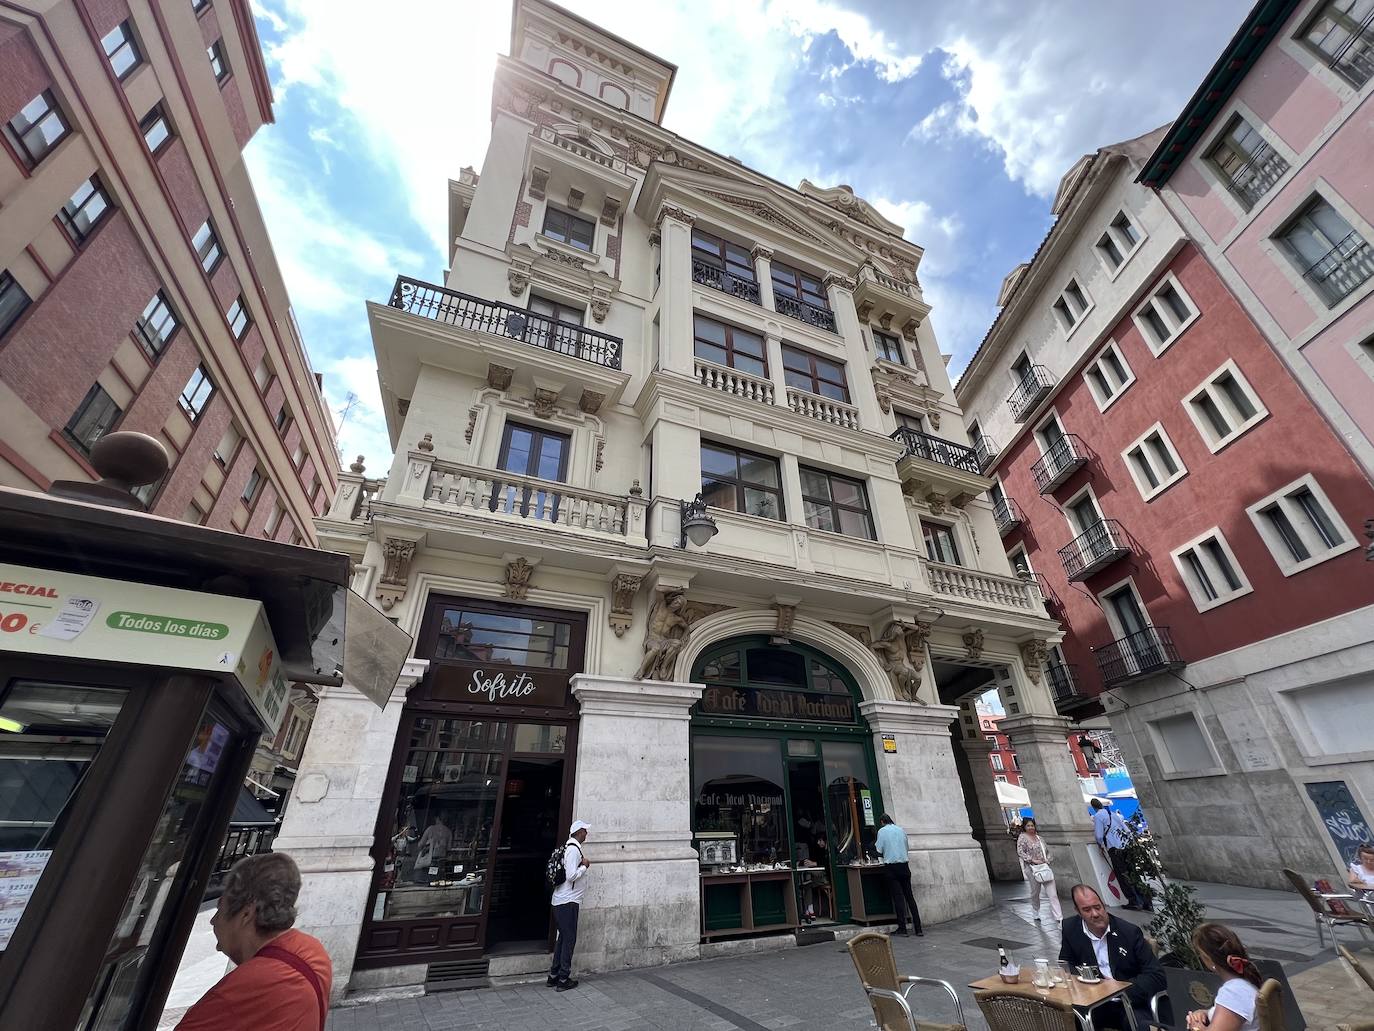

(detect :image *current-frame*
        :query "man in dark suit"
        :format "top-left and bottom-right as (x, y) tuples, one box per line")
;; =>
(1059, 884), (1165, 1030)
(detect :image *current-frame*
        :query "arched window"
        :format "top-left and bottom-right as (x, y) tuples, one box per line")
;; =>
(692, 636), (860, 724)
(599, 81), (629, 110)
(547, 58), (581, 88)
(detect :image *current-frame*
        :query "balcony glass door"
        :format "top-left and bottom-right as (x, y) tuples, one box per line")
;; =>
(1104, 586), (1159, 675)
(494, 423), (569, 519)
(527, 295), (585, 359)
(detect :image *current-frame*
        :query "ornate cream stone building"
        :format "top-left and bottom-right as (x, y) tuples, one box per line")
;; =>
(280, 0), (1089, 998)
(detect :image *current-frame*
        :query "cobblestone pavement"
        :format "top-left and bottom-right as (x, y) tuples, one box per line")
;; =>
(324, 881), (1348, 1031)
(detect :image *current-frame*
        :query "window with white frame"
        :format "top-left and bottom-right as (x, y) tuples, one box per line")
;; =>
(1299, 0), (1374, 89)
(1172, 528), (1251, 611)
(1007, 546), (1032, 579)
(1246, 474), (1355, 575)
(994, 775), (1009, 783)
(1123, 424), (1186, 500)
(872, 329), (905, 364)
(1185, 360), (1267, 452)
(1286, 676), (1374, 757)
(1095, 210), (1143, 272)
(1084, 341), (1135, 409)
(1134, 275), (1198, 354)
(1276, 196), (1374, 308)
(985, 734), (997, 745)
(1206, 114), (1289, 211)
(1052, 278), (1092, 333)
(1150, 712), (1219, 775)
(991, 753), (1005, 771)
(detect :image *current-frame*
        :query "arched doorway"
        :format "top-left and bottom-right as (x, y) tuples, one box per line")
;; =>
(689, 636), (887, 935)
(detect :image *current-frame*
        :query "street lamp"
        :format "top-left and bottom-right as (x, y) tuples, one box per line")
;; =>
(679, 493), (719, 549)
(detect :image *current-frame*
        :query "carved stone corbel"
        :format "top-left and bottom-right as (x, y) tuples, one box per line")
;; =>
(600, 195), (621, 227)
(375, 538), (419, 612)
(926, 491), (948, 515)
(507, 263), (531, 297)
(821, 272), (858, 293)
(749, 244), (774, 264)
(566, 188), (584, 212)
(928, 411), (941, 431)
(773, 602), (797, 637)
(528, 166), (550, 200)
(578, 389), (605, 414)
(901, 317), (922, 340)
(856, 299), (875, 323)
(647, 228), (661, 248)
(609, 572), (643, 637)
(1020, 639), (1048, 685)
(486, 364), (515, 390)
(878, 312), (893, 331)
(656, 204), (695, 230)
(505, 557), (534, 600)
(963, 627), (986, 661)
(589, 286), (611, 323)
(531, 387), (561, 419)
(873, 378), (893, 413)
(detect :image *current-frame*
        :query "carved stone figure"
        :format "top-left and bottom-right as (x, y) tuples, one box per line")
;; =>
(416, 433), (434, 453)
(376, 538), (418, 612)
(774, 602), (798, 637)
(505, 557), (534, 600)
(634, 589), (690, 681)
(608, 573), (643, 637)
(963, 627), (986, 661)
(507, 264), (531, 297)
(531, 388), (560, 419)
(349, 455), (366, 475)
(578, 389), (605, 414)
(872, 621), (921, 702)
(465, 407), (479, 444)
(1020, 639), (1048, 685)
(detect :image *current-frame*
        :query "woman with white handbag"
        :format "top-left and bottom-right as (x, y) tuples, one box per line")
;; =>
(1016, 818), (1061, 922)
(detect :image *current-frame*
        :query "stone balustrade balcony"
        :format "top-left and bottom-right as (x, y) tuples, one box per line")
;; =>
(919, 558), (1043, 613)
(695, 357), (775, 405)
(785, 387), (860, 429)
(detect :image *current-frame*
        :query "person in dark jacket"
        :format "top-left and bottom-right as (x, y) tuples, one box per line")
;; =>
(1059, 883), (1165, 1031)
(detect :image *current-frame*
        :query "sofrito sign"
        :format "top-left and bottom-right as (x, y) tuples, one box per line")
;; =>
(0, 563), (288, 735)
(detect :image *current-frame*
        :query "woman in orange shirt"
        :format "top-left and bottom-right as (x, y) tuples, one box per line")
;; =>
(177, 852), (332, 1031)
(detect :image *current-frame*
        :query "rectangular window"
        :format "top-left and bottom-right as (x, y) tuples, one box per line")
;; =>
(214, 422), (242, 467)
(1278, 196), (1373, 308)
(497, 423), (569, 482)
(1247, 474), (1354, 575)
(207, 40), (229, 83)
(1206, 115), (1289, 210)
(1084, 341), (1134, 409)
(922, 521), (961, 565)
(700, 441), (785, 520)
(1112, 211), (1140, 247)
(134, 290), (179, 359)
(192, 220), (223, 274)
(799, 466), (874, 539)
(178, 364), (215, 420)
(184, 499), (207, 525)
(691, 229), (756, 283)
(1185, 360), (1267, 451)
(1172, 529), (1250, 611)
(1123, 424), (1186, 500)
(1096, 230), (1124, 270)
(241, 464), (264, 504)
(0, 271), (32, 339)
(193, 0), (211, 12)
(264, 501), (283, 537)
(1151, 712), (1218, 775)
(781, 343), (848, 402)
(1052, 277), (1091, 332)
(1300, 0), (1374, 88)
(541, 206), (595, 251)
(292, 442), (304, 468)
(57, 176), (112, 245)
(894, 411), (924, 434)
(4, 90), (71, 169)
(991, 753), (1005, 771)
(63, 383), (122, 456)
(140, 104), (172, 154)
(770, 261), (829, 309)
(254, 357), (274, 393)
(872, 330), (904, 364)
(226, 296), (249, 340)
(275, 402), (291, 433)
(101, 21), (142, 79)
(1134, 275), (1198, 353)
(692, 313), (766, 377)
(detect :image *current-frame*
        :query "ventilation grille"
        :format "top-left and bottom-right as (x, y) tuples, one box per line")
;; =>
(424, 958), (491, 993)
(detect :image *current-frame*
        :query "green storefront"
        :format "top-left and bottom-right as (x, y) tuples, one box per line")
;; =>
(689, 636), (894, 938)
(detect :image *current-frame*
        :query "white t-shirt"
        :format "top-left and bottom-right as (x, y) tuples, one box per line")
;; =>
(1208, 979), (1259, 1031)
(1350, 861), (1374, 890)
(551, 839), (589, 906)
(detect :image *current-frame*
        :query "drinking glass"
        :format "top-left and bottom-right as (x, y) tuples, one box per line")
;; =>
(1054, 961), (1071, 985)
(1033, 958), (1051, 994)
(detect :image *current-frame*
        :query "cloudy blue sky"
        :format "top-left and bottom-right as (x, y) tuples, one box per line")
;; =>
(244, 0), (1248, 470)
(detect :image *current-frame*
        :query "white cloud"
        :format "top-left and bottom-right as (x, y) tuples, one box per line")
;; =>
(323, 354), (391, 473)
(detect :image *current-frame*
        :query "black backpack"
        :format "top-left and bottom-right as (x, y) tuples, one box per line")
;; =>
(545, 842), (577, 892)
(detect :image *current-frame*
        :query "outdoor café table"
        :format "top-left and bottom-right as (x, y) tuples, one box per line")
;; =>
(968, 970), (1138, 1031)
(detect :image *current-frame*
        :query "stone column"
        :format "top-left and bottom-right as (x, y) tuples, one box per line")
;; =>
(763, 332), (788, 401)
(959, 737), (1024, 880)
(824, 274), (884, 431)
(751, 245), (776, 310)
(655, 205), (697, 376)
(274, 659), (428, 1000)
(859, 700), (993, 923)
(1000, 712), (1096, 895)
(568, 674), (704, 972)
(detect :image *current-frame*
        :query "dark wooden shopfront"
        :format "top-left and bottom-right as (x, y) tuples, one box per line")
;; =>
(355, 594), (585, 969)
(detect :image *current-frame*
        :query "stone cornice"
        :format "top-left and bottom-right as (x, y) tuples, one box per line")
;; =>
(858, 699), (960, 734)
(571, 673), (703, 718)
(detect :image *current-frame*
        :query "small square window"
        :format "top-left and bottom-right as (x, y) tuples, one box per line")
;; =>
(1206, 115), (1288, 211)
(1246, 474), (1355, 576)
(193, 0), (211, 12)
(872, 330), (904, 364)
(0, 271), (32, 339)
(1184, 359), (1267, 452)
(208, 40), (229, 83)
(192, 220), (223, 274)
(57, 176), (112, 245)
(101, 21), (142, 80)
(178, 364), (215, 420)
(541, 206), (596, 251)
(64, 383), (123, 456)
(4, 90), (71, 169)
(1134, 274), (1198, 354)
(140, 103), (173, 154)
(254, 356), (275, 393)
(1084, 341), (1135, 410)
(184, 499), (207, 525)
(1123, 423), (1186, 500)
(134, 290), (179, 359)
(1052, 277), (1092, 333)
(226, 296), (250, 340)
(1172, 528), (1251, 612)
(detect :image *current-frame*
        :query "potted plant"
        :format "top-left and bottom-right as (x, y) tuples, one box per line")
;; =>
(1119, 814), (1206, 968)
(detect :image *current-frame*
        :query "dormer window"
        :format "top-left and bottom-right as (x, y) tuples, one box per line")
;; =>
(542, 206), (595, 251)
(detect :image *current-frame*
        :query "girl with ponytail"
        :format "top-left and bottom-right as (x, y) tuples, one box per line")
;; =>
(1184, 922), (1263, 1031)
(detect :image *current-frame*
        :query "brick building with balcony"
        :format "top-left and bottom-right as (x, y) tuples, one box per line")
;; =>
(275, 0), (1109, 998)
(955, 112), (1374, 887)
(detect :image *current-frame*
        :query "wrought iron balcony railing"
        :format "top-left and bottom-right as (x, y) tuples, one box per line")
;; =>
(1224, 142), (1289, 210)
(1095, 627), (1184, 687)
(993, 496), (1023, 536)
(692, 258), (762, 305)
(1046, 662), (1082, 706)
(387, 275), (623, 370)
(1031, 433), (1089, 494)
(1058, 518), (1130, 582)
(1324, 6), (1374, 87)
(775, 294), (838, 333)
(891, 427), (983, 475)
(1007, 365), (1055, 421)
(973, 435), (999, 472)
(1302, 231), (1374, 308)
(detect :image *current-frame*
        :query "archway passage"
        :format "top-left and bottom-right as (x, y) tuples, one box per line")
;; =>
(688, 637), (890, 935)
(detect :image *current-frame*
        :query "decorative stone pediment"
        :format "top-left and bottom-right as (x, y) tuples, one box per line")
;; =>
(696, 188), (827, 244)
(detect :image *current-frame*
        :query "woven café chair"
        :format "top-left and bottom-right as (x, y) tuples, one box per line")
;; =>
(846, 931), (966, 1031)
(1282, 867), (1374, 948)
(1254, 979), (1285, 1031)
(973, 988), (1076, 1031)
(1339, 944), (1374, 993)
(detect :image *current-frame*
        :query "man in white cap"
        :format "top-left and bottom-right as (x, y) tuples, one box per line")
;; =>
(548, 819), (591, 990)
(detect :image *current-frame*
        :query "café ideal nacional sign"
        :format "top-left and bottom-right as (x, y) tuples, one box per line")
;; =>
(0, 562), (290, 735)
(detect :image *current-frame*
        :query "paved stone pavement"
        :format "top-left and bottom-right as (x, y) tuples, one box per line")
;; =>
(316, 880), (1362, 1031)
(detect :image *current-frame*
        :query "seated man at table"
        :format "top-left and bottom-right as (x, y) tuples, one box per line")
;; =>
(1060, 883), (1165, 1030)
